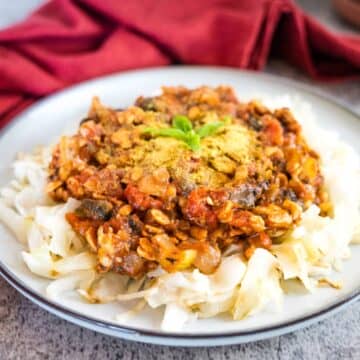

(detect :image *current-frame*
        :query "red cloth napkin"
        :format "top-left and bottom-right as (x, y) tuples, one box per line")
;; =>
(0, 0), (359, 129)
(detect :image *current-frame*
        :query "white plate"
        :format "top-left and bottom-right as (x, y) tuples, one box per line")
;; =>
(0, 67), (359, 347)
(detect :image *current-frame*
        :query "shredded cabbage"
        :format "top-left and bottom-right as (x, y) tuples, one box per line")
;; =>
(34, 199), (80, 257)
(232, 249), (283, 319)
(0, 95), (359, 331)
(46, 270), (96, 300)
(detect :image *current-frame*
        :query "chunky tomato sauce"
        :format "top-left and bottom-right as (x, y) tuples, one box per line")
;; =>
(48, 86), (330, 277)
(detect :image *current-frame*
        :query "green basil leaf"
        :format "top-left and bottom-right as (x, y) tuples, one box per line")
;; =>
(143, 127), (187, 141)
(172, 115), (193, 132)
(195, 122), (224, 138)
(142, 127), (158, 135)
(185, 132), (201, 151)
(144, 117), (225, 152)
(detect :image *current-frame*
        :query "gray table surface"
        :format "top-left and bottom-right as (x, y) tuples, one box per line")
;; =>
(0, 1), (359, 359)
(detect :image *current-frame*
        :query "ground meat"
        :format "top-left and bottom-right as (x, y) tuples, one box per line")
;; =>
(48, 86), (330, 278)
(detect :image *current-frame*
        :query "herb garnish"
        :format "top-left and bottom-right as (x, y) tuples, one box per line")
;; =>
(143, 115), (229, 151)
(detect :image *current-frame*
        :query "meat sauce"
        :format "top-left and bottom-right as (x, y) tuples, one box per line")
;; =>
(48, 86), (330, 278)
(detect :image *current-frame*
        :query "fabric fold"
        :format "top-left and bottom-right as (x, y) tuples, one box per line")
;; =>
(0, 0), (358, 128)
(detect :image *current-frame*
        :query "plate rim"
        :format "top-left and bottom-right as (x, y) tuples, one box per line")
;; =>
(0, 65), (359, 343)
(0, 260), (359, 343)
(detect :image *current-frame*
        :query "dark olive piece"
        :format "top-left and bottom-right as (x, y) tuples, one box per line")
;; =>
(80, 116), (98, 125)
(136, 97), (158, 111)
(75, 199), (113, 220)
(248, 115), (263, 131)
